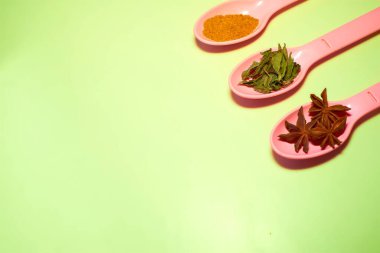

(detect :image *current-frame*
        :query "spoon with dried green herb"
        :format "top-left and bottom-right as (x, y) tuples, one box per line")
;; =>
(229, 8), (380, 100)
(271, 83), (380, 160)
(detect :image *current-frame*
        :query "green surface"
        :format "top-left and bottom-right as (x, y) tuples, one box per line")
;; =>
(1, 0), (380, 252)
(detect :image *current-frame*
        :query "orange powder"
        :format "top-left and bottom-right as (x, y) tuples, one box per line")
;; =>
(203, 14), (259, 42)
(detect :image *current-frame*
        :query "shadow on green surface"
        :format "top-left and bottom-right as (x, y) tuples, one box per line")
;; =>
(0, 6), (19, 67)
(230, 83), (302, 108)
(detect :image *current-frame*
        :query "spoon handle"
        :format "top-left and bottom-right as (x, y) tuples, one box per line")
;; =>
(345, 83), (380, 122)
(301, 7), (380, 67)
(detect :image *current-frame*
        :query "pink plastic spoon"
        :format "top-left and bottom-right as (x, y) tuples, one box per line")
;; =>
(194, 0), (301, 46)
(271, 83), (380, 160)
(230, 7), (380, 100)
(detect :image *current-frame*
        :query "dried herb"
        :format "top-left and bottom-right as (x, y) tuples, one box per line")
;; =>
(279, 107), (312, 153)
(240, 44), (301, 94)
(309, 117), (347, 149)
(309, 88), (350, 128)
(278, 89), (350, 153)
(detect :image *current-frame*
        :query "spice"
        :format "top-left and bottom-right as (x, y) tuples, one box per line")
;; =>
(240, 44), (301, 94)
(309, 118), (346, 149)
(279, 107), (312, 153)
(279, 89), (350, 153)
(203, 14), (259, 42)
(309, 88), (350, 128)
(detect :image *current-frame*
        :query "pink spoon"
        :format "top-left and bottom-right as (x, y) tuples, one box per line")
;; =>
(194, 0), (301, 46)
(230, 7), (380, 100)
(271, 83), (380, 160)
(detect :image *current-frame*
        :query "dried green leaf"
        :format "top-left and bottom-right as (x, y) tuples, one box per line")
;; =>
(284, 53), (294, 80)
(271, 51), (282, 75)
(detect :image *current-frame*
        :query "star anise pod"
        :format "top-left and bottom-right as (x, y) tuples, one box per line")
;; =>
(309, 88), (350, 128)
(309, 117), (347, 149)
(279, 107), (313, 153)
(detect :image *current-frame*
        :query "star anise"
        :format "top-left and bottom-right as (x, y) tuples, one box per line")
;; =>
(279, 107), (313, 153)
(309, 117), (347, 149)
(309, 88), (350, 128)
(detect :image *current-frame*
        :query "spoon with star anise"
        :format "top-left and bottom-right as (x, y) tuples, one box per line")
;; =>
(271, 83), (380, 160)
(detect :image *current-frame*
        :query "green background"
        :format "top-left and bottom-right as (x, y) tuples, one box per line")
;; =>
(1, 0), (380, 252)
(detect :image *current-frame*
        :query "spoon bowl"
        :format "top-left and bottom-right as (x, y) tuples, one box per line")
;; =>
(271, 102), (353, 160)
(229, 7), (380, 100)
(271, 83), (380, 160)
(194, 0), (300, 46)
(229, 46), (309, 99)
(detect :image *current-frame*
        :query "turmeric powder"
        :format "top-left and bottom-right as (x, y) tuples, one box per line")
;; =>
(203, 14), (259, 42)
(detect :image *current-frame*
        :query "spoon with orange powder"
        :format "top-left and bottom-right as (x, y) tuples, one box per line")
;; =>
(194, 0), (302, 46)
